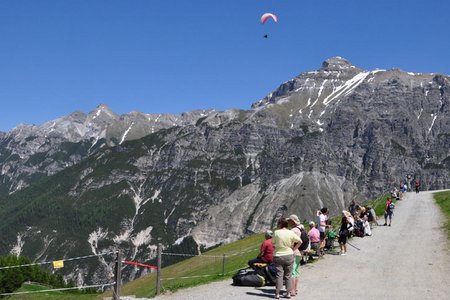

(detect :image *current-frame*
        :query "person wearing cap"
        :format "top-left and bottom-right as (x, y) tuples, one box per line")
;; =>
(288, 214), (303, 297)
(248, 230), (274, 269)
(308, 221), (320, 256)
(272, 217), (301, 299)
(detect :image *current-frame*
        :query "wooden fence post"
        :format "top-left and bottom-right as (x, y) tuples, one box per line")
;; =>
(156, 243), (162, 295)
(113, 250), (122, 300)
(222, 254), (226, 276)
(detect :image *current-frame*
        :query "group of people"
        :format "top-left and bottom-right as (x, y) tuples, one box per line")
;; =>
(401, 175), (422, 194)
(338, 200), (377, 255)
(246, 208), (338, 298)
(247, 195), (399, 299)
(247, 215), (306, 298)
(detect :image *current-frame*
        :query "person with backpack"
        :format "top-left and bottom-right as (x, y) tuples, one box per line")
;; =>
(415, 181), (421, 193)
(338, 210), (354, 256)
(298, 225), (310, 262)
(384, 198), (394, 226)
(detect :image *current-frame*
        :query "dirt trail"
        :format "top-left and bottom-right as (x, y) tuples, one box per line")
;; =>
(153, 190), (450, 300)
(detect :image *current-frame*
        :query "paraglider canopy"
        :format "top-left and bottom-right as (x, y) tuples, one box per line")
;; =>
(261, 13), (278, 24)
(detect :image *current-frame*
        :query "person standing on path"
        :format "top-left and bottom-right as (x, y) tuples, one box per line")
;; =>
(338, 211), (353, 255)
(384, 198), (394, 226)
(288, 215), (303, 297)
(317, 207), (329, 256)
(272, 217), (301, 299)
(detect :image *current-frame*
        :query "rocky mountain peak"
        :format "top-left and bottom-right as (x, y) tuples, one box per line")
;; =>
(88, 103), (118, 120)
(320, 56), (359, 71)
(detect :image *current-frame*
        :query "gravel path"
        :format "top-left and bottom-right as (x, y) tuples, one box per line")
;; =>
(152, 190), (450, 300)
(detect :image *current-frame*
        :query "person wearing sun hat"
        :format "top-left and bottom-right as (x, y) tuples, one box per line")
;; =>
(287, 214), (303, 297)
(338, 210), (354, 255)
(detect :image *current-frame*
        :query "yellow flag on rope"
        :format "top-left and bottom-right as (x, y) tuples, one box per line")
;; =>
(52, 260), (64, 269)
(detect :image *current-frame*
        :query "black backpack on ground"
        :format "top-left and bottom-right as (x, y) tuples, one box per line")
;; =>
(232, 268), (266, 287)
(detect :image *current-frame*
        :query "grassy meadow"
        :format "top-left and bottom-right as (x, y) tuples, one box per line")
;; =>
(434, 190), (450, 239)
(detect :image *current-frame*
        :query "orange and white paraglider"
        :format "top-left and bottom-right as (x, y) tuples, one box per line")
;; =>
(261, 13), (278, 24)
(260, 13), (278, 38)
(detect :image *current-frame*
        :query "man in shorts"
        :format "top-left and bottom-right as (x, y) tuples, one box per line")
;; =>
(317, 207), (329, 255)
(384, 198), (393, 226)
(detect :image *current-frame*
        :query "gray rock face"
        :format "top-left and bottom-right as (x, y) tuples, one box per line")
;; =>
(1, 57), (449, 285)
(0, 104), (214, 195)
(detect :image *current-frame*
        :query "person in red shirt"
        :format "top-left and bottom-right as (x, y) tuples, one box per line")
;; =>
(415, 181), (421, 193)
(248, 230), (274, 268)
(384, 198), (394, 226)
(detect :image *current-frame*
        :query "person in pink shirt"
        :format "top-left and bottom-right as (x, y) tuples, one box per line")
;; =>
(308, 221), (321, 256)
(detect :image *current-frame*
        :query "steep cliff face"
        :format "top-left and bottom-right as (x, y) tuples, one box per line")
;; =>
(0, 57), (449, 285)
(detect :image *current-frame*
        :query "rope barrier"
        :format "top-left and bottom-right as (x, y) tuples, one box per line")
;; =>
(161, 274), (216, 281)
(0, 261), (52, 270)
(0, 251), (115, 270)
(0, 283), (115, 296)
(160, 266), (246, 281)
(161, 247), (258, 259)
(161, 252), (224, 258)
(122, 260), (157, 269)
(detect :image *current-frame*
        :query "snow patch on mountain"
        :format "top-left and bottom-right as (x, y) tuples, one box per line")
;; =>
(132, 227), (153, 248)
(10, 234), (24, 256)
(88, 227), (109, 255)
(120, 122), (134, 145)
(322, 71), (370, 106)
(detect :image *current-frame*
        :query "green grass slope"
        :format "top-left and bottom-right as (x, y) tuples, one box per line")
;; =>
(100, 234), (262, 299)
(434, 190), (450, 239)
(6, 283), (97, 300)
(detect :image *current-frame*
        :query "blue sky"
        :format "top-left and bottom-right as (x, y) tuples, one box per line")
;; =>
(1, 0), (449, 131)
